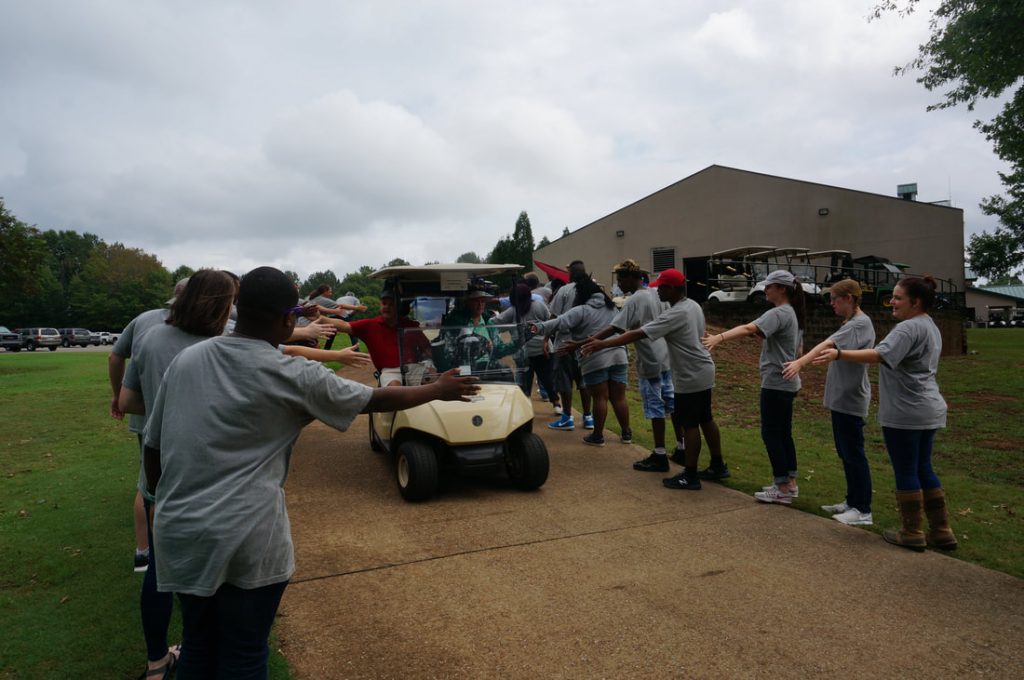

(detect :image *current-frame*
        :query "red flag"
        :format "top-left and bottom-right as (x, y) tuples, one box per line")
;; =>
(533, 259), (569, 283)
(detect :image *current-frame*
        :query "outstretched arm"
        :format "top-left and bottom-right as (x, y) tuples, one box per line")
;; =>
(362, 368), (480, 413)
(782, 337), (836, 380)
(581, 328), (646, 356)
(811, 347), (881, 366)
(701, 322), (759, 351)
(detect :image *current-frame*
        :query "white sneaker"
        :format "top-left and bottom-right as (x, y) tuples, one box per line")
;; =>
(832, 508), (873, 525)
(753, 485), (793, 505)
(763, 483), (799, 498)
(821, 500), (849, 514)
(553, 404), (563, 415)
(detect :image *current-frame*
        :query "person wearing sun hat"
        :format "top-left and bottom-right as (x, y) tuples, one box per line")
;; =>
(703, 269), (806, 504)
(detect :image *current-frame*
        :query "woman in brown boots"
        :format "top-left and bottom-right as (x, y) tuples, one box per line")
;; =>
(813, 276), (956, 552)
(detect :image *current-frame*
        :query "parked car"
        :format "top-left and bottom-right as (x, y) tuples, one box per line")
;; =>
(88, 330), (102, 346)
(1, 325), (22, 352)
(58, 328), (93, 348)
(98, 331), (114, 345)
(19, 327), (61, 351)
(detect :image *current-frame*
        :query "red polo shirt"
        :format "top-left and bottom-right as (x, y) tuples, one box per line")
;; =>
(349, 316), (430, 370)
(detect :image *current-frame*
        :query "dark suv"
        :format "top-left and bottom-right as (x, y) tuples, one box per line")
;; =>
(19, 327), (61, 351)
(58, 328), (93, 348)
(0, 325), (21, 352)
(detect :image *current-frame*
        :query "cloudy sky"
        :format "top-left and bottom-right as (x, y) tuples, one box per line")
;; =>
(0, 0), (1008, 281)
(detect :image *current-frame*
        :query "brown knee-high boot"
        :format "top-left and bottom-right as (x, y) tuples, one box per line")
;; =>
(923, 487), (958, 551)
(883, 489), (927, 552)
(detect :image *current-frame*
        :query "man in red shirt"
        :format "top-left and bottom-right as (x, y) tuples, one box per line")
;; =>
(336, 289), (433, 385)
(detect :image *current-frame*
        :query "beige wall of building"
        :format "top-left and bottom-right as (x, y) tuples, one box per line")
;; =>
(965, 287), (1024, 323)
(534, 165), (965, 290)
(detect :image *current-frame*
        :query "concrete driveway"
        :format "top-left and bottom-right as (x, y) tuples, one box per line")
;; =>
(279, 368), (1024, 679)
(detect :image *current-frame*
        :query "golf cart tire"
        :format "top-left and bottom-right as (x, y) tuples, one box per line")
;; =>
(395, 440), (439, 502)
(368, 416), (386, 453)
(506, 431), (549, 491)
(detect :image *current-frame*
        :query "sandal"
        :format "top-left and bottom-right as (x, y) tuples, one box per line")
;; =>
(137, 646), (179, 680)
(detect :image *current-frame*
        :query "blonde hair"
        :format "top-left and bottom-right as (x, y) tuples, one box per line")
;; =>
(614, 258), (643, 275)
(830, 278), (862, 301)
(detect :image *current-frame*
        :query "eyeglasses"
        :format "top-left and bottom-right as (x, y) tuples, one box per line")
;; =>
(284, 305), (305, 317)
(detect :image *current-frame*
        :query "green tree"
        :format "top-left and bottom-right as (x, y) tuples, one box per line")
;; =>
(386, 258), (411, 267)
(68, 243), (172, 330)
(967, 228), (1023, 281)
(338, 265), (384, 317)
(300, 270), (343, 298)
(0, 199), (63, 326)
(537, 236), (551, 249)
(875, 0), (1024, 256)
(488, 211), (535, 268)
(561, 226), (570, 237)
(456, 251), (482, 263)
(171, 264), (195, 282)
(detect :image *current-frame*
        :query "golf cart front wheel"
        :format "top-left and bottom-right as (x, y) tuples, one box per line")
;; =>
(395, 440), (439, 502)
(506, 431), (549, 491)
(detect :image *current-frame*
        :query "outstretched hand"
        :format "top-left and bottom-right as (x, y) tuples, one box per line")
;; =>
(434, 368), (481, 402)
(337, 347), (373, 369)
(700, 332), (721, 351)
(811, 348), (838, 366)
(781, 360), (802, 380)
(580, 337), (603, 357)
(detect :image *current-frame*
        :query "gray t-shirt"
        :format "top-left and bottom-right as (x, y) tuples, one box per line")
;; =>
(112, 308), (170, 433)
(144, 335), (373, 596)
(336, 294), (360, 320)
(875, 315), (947, 430)
(536, 294), (627, 375)
(497, 299), (551, 357)
(123, 324), (212, 499)
(824, 313), (875, 417)
(753, 304), (802, 392)
(642, 298), (715, 394)
(612, 289), (670, 379)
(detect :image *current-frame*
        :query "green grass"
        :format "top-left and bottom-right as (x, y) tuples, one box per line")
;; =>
(597, 328), (1024, 578)
(0, 353), (292, 679)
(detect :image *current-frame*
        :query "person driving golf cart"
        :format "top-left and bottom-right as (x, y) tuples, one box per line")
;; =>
(436, 286), (519, 375)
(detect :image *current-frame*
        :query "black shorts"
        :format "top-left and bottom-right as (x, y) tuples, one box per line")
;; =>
(553, 353), (584, 393)
(675, 388), (714, 428)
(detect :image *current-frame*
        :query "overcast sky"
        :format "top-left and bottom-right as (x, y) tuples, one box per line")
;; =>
(0, 0), (1008, 281)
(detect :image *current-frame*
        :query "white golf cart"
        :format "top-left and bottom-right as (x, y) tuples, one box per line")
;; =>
(367, 263), (550, 502)
(705, 245), (777, 305)
(744, 247), (822, 304)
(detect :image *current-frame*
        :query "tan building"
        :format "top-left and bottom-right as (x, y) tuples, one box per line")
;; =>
(534, 165), (965, 299)
(964, 285), (1024, 325)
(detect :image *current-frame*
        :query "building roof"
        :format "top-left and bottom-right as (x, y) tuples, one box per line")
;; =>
(978, 285), (1024, 301)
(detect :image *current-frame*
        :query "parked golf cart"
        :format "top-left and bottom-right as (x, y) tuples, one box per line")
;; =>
(367, 263), (549, 502)
(705, 245), (777, 305)
(744, 247), (822, 304)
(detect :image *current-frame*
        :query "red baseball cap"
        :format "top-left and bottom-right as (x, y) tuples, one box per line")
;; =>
(650, 268), (686, 288)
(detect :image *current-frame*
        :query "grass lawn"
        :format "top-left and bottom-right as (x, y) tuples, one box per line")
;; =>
(599, 327), (1024, 578)
(1, 329), (1022, 677)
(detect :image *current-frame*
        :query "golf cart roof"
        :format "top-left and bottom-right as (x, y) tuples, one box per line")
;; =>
(370, 263), (523, 281)
(806, 249), (852, 259)
(710, 246), (777, 259)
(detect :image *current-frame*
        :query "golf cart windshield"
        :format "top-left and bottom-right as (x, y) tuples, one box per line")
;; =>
(396, 320), (529, 386)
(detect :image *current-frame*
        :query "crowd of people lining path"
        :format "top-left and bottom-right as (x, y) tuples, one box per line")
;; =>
(107, 261), (956, 679)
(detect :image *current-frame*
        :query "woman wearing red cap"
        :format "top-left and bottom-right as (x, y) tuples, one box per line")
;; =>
(702, 270), (806, 504)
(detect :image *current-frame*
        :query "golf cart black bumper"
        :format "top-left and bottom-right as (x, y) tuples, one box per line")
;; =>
(450, 443), (506, 471)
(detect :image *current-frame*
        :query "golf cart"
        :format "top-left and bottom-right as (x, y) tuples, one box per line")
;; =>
(744, 247), (822, 305)
(705, 245), (777, 305)
(367, 263), (549, 502)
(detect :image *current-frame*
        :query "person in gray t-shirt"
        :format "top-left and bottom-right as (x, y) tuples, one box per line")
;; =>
(141, 267), (479, 677)
(704, 269), (806, 504)
(812, 276), (956, 553)
(784, 279), (875, 525)
(583, 267), (727, 490)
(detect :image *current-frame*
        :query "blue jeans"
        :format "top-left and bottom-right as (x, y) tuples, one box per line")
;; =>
(760, 388), (798, 484)
(831, 411), (871, 513)
(882, 427), (941, 491)
(141, 498), (174, 662)
(177, 580), (288, 680)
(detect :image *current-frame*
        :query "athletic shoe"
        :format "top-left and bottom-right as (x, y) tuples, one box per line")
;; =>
(633, 452), (669, 472)
(582, 433), (605, 447)
(669, 448), (686, 466)
(697, 465), (731, 480)
(763, 483), (799, 498)
(620, 430), (633, 444)
(548, 415), (575, 430)
(583, 414), (595, 430)
(821, 501), (849, 514)
(754, 485), (793, 505)
(832, 508), (873, 526)
(134, 549), (150, 573)
(662, 472), (702, 490)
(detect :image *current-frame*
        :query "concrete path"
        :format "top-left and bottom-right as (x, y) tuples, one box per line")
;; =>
(279, 374), (1024, 679)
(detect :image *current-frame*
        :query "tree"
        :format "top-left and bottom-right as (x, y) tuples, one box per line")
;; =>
(171, 264), (195, 282)
(561, 226), (570, 237)
(337, 265), (385, 317)
(386, 257), (411, 267)
(299, 270), (343, 298)
(456, 251), (482, 263)
(68, 243), (172, 330)
(875, 1), (1024, 263)
(0, 199), (63, 326)
(537, 236), (551, 249)
(487, 211), (535, 268)
(967, 228), (1024, 281)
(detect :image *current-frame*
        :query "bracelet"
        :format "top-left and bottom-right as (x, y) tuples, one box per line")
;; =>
(719, 333), (725, 342)
(835, 347), (842, 360)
